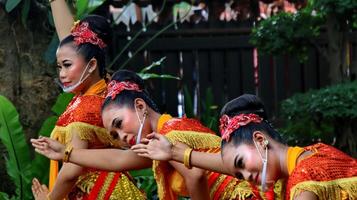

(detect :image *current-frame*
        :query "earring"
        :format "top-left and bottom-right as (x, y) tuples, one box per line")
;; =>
(263, 140), (269, 148)
(143, 110), (148, 117)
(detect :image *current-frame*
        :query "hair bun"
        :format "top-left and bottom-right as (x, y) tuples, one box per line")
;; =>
(81, 15), (112, 46)
(220, 94), (268, 120)
(111, 70), (145, 90)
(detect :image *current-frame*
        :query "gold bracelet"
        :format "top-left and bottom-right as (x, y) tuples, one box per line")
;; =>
(183, 148), (193, 169)
(63, 145), (73, 163)
(46, 193), (51, 200)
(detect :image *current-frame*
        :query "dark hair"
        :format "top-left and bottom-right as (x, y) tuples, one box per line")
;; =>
(101, 70), (160, 112)
(59, 15), (111, 77)
(220, 94), (285, 148)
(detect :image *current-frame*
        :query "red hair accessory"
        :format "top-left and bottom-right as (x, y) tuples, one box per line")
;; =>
(219, 113), (263, 141)
(106, 80), (142, 100)
(71, 21), (107, 49)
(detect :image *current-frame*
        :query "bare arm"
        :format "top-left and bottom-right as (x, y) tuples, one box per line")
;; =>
(132, 133), (230, 174)
(169, 161), (210, 200)
(49, 0), (74, 40)
(68, 148), (153, 171)
(294, 191), (318, 200)
(49, 130), (88, 200)
(32, 137), (153, 171)
(171, 144), (229, 174)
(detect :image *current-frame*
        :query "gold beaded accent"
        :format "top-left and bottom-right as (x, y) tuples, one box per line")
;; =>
(63, 145), (73, 162)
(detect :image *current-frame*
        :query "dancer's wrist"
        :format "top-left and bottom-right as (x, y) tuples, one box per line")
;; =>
(171, 143), (186, 163)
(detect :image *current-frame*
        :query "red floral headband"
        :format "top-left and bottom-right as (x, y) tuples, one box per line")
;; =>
(219, 113), (263, 142)
(106, 80), (142, 100)
(71, 21), (107, 49)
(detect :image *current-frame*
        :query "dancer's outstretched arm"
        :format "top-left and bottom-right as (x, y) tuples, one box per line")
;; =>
(132, 132), (230, 174)
(31, 137), (152, 171)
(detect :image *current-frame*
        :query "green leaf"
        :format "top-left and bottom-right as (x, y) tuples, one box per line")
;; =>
(129, 168), (157, 199)
(5, 0), (21, 12)
(76, 0), (89, 19)
(20, 0), (30, 27)
(138, 73), (180, 80)
(87, 0), (106, 14)
(0, 95), (32, 199)
(0, 192), (10, 200)
(44, 34), (59, 64)
(139, 57), (167, 73)
(38, 116), (58, 137)
(51, 93), (74, 115)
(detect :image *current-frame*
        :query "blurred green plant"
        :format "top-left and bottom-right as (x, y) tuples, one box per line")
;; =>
(279, 81), (357, 156)
(250, 10), (322, 62)
(129, 169), (157, 200)
(250, 0), (357, 84)
(184, 86), (219, 133)
(0, 93), (74, 200)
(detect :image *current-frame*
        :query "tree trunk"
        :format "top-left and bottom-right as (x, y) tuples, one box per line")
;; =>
(326, 14), (349, 84)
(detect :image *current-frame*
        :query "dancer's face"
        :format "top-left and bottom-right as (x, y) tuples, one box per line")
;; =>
(221, 132), (281, 186)
(56, 44), (92, 93)
(222, 142), (264, 185)
(102, 100), (150, 146)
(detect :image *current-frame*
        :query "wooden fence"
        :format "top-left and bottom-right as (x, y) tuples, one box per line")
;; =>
(108, 21), (357, 119)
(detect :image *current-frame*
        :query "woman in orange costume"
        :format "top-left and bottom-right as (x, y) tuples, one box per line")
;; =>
(135, 94), (357, 200)
(32, 71), (282, 200)
(30, 2), (145, 199)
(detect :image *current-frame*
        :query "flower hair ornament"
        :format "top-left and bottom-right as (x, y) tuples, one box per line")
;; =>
(219, 113), (263, 142)
(106, 80), (142, 100)
(71, 21), (107, 49)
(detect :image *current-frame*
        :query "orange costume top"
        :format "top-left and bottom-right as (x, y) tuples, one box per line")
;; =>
(286, 143), (357, 200)
(49, 79), (145, 200)
(153, 114), (283, 200)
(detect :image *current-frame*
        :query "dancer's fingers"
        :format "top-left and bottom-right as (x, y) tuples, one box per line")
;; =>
(131, 148), (148, 154)
(131, 144), (147, 150)
(41, 184), (49, 193)
(137, 152), (149, 158)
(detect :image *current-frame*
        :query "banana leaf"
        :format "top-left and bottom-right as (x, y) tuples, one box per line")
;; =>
(0, 95), (32, 200)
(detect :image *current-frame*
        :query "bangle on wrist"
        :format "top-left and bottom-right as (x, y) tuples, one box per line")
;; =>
(63, 145), (73, 163)
(183, 147), (193, 169)
(47, 193), (51, 200)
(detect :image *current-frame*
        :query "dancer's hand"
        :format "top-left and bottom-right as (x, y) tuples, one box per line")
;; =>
(131, 132), (173, 161)
(31, 178), (49, 200)
(31, 137), (65, 161)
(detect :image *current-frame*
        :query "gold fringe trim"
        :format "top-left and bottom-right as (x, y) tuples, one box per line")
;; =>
(110, 174), (146, 200)
(75, 172), (146, 200)
(289, 176), (357, 200)
(224, 180), (255, 200)
(165, 130), (221, 149)
(76, 171), (100, 194)
(50, 122), (119, 147)
(154, 130), (221, 200)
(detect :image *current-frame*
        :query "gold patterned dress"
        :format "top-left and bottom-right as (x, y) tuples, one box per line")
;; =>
(153, 114), (283, 200)
(49, 79), (145, 200)
(285, 143), (357, 200)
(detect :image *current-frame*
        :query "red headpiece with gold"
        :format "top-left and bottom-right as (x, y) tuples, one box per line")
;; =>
(106, 80), (142, 100)
(219, 113), (263, 141)
(71, 21), (107, 49)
